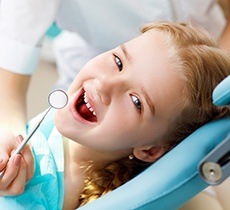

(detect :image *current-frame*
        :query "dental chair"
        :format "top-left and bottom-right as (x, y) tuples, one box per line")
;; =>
(78, 76), (230, 210)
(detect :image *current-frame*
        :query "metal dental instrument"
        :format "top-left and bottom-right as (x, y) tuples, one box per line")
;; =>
(0, 89), (68, 178)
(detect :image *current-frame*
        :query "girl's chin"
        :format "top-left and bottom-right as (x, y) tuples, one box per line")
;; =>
(54, 110), (67, 132)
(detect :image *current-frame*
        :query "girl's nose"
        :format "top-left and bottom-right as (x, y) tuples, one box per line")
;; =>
(93, 75), (127, 105)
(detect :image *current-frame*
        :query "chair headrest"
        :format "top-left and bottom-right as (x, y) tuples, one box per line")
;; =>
(213, 75), (230, 106)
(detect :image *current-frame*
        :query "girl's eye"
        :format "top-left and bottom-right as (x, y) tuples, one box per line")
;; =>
(131, 95), (142, 110)
(114, 55), (123, 71)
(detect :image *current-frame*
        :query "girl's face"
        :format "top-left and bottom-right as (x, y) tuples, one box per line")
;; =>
(55, 30), (187, 158)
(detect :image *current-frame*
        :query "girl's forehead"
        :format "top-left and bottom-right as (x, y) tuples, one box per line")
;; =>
(126, 30), (172, 60)
(124, 32), (187, 120)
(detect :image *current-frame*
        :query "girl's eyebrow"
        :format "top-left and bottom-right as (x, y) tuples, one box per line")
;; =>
(120, 44), (132, 62)
(141, 86), (155, 116)
(120, 44), (155, 115)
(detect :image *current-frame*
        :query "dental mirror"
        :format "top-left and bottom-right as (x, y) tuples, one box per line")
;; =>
(0, 89), (68, 178)
(48, 89), (68, 109)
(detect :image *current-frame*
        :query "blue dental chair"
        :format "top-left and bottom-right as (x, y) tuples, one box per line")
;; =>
(78, 76), (230, 210)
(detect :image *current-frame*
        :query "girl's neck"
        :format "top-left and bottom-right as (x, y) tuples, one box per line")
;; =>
(62, 136), (132, 209)
(62, 137), (111, 209)
(63, 137), (94, 209)
(63, 136), (126, 167)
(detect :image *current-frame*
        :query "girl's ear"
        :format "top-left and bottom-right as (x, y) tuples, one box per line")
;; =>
(133, 145), (166, 163)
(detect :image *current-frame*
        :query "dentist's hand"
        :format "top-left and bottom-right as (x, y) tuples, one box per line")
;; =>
(0, 134), (34, 196)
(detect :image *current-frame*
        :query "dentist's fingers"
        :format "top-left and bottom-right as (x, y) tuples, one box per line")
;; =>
(0, 154), (28, 196)
(0, 152), (9, 172)
(0, 135), (23, 178)
(5, 155), (28, 196)
(15, 135), (34, 181)
(0, 130), (15, 172)
(0, 154), (23, 195)
(0, 134), (34, 195)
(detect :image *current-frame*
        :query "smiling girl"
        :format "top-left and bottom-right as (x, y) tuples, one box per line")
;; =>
(0, 22), (229, 209)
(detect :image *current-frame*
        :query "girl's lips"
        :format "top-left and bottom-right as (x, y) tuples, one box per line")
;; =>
(71, 89), (98, 123)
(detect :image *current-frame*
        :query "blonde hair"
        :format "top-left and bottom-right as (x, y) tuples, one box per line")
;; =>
(78, 22), (230, 207)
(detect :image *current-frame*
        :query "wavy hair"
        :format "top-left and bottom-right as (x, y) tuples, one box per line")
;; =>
(78, 22), (230, 207)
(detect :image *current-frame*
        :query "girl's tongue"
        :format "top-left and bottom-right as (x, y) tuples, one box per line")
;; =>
(77, 103), (97, 122)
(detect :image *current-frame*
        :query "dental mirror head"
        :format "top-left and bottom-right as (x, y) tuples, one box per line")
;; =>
(48, 89), (68, 109)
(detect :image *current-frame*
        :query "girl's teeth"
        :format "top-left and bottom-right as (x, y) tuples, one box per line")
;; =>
(86, 103), (91, 108)
(84, 93), (88, 103)
(84, 92), (96, 115)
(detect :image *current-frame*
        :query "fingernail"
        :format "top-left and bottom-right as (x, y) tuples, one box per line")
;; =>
(14, 155), (21, 166)
(16, 135), (24, 143)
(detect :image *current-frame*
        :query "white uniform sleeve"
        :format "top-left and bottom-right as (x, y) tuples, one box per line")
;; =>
(172, 0), (226, 40)
(0, 0), (61, 74)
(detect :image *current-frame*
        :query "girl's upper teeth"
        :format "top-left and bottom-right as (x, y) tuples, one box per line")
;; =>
(84, 92), (96, 116)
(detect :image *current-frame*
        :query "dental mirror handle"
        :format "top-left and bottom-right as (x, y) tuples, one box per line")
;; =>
(13, 106), (52, 155)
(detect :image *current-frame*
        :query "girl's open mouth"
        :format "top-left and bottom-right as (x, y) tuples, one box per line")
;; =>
(75, 90), (98, 122)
